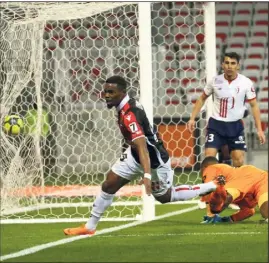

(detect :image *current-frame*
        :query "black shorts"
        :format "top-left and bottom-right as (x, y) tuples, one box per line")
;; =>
(205, 117), (247, 152)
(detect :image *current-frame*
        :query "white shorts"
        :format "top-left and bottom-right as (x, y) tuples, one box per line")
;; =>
(111, 147), (174, 197)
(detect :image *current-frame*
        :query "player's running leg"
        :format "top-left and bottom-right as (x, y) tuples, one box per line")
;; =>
(230, 149), (245, 167)
(64, 147), (142, 235)
(64, 170), (129, 235)
(219, 144), (232, 165)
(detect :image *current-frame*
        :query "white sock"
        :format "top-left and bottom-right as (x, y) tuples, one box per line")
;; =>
(85, 190), (114, 231)
(170, 181), (216, 202)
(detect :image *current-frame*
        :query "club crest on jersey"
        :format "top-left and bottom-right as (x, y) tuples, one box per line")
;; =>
(235, 136), (245, 144)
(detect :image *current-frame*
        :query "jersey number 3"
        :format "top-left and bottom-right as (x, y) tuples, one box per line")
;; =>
(206, 134), (214, 142)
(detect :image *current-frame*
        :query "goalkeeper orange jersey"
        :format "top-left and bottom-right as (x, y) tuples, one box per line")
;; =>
(201, 164), (268, 204)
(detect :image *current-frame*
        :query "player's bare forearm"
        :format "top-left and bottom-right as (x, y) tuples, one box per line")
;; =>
(132, 137), (151, 174)
(133, 137), (152, 195)
(230, 207), (255, 222)
(249, 100), (263, 132)
(190, 94), (207, 120)
(249, 100), (266, 143)
(139, 149), (151, 174)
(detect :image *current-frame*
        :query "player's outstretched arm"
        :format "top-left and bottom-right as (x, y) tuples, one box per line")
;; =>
(209, 189), (234, 214)
(229, 207), (256, 222)
(132, 137), (152, 196)
(187, 93), (208, 132)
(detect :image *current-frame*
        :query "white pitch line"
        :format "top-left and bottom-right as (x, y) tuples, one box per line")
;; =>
(0, 206), (198, 261)
(93, 232), (262, 238)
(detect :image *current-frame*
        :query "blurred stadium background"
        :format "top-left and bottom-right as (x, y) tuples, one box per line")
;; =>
(0, 2), (268, 262)
(2, 2), (267, 172)
(0, 2), (268, 223)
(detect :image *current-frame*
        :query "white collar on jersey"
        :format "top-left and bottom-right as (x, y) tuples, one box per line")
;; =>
(116, 94), (130, 112)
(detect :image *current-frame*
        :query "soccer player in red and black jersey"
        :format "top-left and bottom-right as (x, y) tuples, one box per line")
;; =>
(64, 76), (223, 236)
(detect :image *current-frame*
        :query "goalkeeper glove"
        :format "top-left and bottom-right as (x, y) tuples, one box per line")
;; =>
(201, 214), (222, 224)
(201, 214), (232, 224)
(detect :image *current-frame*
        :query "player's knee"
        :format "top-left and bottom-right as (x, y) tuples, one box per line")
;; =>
(101, 180), (118, 194)
(156, 195), (170, 204)
(205, 149), (218, 157)
(154, 189), (171, 204)
(232, 157), (244, 167)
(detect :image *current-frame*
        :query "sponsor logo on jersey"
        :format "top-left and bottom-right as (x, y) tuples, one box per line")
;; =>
(235, 136), (245, 144)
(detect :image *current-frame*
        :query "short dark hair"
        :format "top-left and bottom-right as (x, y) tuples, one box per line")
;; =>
(223, 52), (241, 63)
(105, 76), (127, 91)
(201, 156), (219, 169)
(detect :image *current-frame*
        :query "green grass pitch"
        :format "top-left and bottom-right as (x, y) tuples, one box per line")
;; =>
(1, 204), (268, 262)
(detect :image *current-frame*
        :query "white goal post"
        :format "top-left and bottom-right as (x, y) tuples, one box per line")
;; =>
(0, 2), (216, 224)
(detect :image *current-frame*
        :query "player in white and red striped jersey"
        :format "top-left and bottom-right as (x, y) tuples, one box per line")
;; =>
(187, 52), (266, 167)
(63, 75), (224, 236)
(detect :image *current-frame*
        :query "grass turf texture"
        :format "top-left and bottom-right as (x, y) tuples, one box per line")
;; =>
(1, 205), (268, 262)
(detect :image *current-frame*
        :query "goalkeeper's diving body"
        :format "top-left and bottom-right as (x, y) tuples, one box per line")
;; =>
(64, 76), (224, 236)
(200, 156), (268, 223)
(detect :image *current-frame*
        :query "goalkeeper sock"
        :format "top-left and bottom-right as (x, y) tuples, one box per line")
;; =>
(170, 181), (216, 202)
(86, 190), (115, 230)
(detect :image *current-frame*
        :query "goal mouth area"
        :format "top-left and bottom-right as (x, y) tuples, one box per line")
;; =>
(3, 185), (142, 198)
(0, 183), (198, 222)
(0, 185), (143, 217)
(0, 2), (216, 225)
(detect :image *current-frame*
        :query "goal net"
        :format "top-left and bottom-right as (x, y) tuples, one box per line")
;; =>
(0, 2), (209, 223)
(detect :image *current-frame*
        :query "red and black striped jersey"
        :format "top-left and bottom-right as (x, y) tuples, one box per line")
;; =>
(117, 95), (169, 169)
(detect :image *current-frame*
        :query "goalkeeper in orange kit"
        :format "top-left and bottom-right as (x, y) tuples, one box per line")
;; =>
(200, 156), (268, 223)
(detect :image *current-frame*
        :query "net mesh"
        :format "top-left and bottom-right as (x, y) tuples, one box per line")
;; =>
(0, 2), (208, 223)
